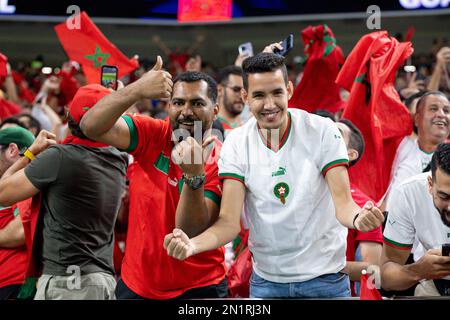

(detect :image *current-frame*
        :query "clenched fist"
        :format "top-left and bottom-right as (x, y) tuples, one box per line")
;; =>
(134, 56), (173, 100)
(354, 201), (385, 232)
(164, 228), (196, 260)
(28, 130), (57, 156)
(171, 136), (214, 175)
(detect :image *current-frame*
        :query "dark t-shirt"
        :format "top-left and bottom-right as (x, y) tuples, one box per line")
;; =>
(24, 144), (128, 276)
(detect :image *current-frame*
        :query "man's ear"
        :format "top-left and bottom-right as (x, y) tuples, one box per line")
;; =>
(241, 88), (249, 105)
(428, 175), (433, 195)
(348, 149), (359, 163)
(7, 143), (20, 159)
(287, 81), (294, 100)
(213, 102), (219, 120)
(414, 111), (420, 128)
(217, 84), (225, 99)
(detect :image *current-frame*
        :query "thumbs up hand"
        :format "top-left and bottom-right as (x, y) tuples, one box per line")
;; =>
(134, 56), (173, 99)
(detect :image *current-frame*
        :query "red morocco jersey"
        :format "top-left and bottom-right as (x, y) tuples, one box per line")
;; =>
(0, 204), (27, 289)
(120, 114), (226, 299)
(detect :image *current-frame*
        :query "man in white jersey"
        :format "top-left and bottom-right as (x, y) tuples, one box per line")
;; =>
(383, 91), (449, 207)
(164, 52), (384, 298)
(382, 143), (450, 296)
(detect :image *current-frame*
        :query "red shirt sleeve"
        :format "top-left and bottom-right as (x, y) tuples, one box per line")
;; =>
(355, 226), (383, 244)
(122, 114), (170, 163)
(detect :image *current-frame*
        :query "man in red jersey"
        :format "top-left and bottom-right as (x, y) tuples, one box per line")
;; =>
(81, 56), (226, 299)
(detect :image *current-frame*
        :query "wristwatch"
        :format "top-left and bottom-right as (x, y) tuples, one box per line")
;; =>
(19, 147), (36, 161)
(182, 173), (206, 190)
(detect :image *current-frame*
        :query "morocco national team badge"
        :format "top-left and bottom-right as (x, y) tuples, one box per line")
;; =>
(273, 182), (290, 205)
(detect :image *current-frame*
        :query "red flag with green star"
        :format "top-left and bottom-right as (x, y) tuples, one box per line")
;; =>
(288, 24), (345, 113)
(54, 11), (138, 84)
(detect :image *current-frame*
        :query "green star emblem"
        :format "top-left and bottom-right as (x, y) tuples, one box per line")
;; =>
(85, 46), (110, 68)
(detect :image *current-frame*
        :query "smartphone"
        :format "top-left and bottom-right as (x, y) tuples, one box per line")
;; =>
(273, 34), (294, 57)
(101, 65), (118, 90)
(442, 244), (450, 256)
(238, 42), (254, 57)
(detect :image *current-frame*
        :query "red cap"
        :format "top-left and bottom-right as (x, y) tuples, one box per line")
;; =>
(69, 84), (110, 123)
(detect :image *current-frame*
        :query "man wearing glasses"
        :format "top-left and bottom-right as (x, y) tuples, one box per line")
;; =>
(216, 66), (245, 138)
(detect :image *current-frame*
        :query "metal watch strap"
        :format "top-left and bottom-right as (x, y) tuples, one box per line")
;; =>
(182, 173), (206, 190)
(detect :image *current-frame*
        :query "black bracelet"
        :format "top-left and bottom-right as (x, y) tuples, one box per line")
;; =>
(352, 212), (360, 230)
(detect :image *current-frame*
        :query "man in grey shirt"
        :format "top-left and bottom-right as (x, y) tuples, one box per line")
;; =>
(0, 84), (128, 300)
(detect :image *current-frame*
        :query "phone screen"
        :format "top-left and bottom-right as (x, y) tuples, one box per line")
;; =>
(101, 65), (118, 90)
(238, 42), (254, 57)
(274, 34), (294, 57)
(443, 244), (450, 256)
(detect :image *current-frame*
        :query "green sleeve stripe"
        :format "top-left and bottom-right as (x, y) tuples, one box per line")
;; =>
(321, 159), (349, 174)
(205, 190), (221, 207)
(121, 115), (138, 153)
(383, 236), (413, 250)
(218, 173), (245, 182)
(13, 207), (19, 217)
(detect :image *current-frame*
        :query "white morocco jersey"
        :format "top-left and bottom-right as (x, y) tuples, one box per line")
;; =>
(219, 108), (349, 283)
(384, 173), (450, 257)
(384, 136), (433, 206)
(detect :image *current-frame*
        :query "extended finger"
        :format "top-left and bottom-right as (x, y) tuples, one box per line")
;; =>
(202, 136), (215, 149)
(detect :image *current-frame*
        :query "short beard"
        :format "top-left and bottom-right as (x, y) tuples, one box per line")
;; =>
(435, 205), (450, 228)
(223, 94), (242, 117)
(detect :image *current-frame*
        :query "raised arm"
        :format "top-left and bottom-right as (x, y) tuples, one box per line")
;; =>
(427, 47), (450, 91)
(325, 166), (384, 231)
(0, 130), (56, 207)
(80, 56), (173, 149)
(173, 136), (220, 237)
(164, 179), (244, 260)
(152, 36), (172, 56)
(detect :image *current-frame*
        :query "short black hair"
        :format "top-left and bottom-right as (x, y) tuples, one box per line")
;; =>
(217, 65), (243, 85)
(431, 143), (450, 181)
(17, 114), (41, 136)
(173, 71), (218, 103)
(68, 115), (90, 140)
(339, 119), (365, 167)
(0, 117), (27, 130)
(313, 109), (335, 122)
(415, 91), (448, 113)
(242, 53), (288, 90)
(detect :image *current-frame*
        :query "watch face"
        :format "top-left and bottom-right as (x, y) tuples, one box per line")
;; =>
(184, 175), (205, 190)
(192, 177), (203, 188)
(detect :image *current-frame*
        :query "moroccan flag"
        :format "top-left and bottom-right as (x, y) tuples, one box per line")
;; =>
(336, 31), (413, 202)
(0, 53), (8, 84)
(405, 26), (415, 42)
(54, 12), (139, 84)
(360, 272), (383, 300)
(178, 0), (232, 22)
(289, 24), (345, 113)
